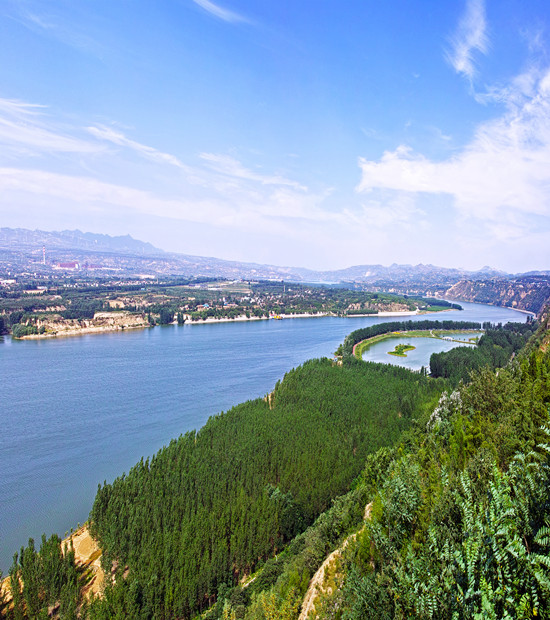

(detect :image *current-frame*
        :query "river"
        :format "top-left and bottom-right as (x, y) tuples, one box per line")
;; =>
(0, 300), (528, 571)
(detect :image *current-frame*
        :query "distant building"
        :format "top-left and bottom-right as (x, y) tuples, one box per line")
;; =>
(55, 262), (80, 270)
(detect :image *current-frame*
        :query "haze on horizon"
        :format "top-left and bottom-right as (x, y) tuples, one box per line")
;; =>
(1, 0), (549, 273)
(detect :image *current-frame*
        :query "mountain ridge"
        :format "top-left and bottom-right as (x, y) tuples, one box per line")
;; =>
(0, 227), (515, 284)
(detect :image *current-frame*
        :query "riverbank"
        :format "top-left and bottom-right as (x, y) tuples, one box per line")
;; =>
(14, 312), (151, 340)
(183, 309), (423, 325)
(18, 323), (150, 340)
(11, 309), (444, 337)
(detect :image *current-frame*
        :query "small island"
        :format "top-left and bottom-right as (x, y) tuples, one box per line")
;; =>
(388, 343), (416, 357)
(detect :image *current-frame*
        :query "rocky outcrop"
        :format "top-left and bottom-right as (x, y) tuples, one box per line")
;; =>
(445, 278), (550, 316)
(18, 311), (150, 338)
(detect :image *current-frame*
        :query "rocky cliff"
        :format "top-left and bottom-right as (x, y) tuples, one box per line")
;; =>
(18, 311), (150, 338)
(445, 278), (550, 316)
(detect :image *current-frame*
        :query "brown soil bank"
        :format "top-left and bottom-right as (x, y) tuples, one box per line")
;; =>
(0, 525), (104, 609)
(17, 311), (150, 339)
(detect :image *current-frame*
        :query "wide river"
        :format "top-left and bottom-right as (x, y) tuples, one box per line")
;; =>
(0, 301), (528, 571)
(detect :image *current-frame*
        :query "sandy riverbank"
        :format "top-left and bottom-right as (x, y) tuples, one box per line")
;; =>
(183, 309), (421, 325)
(67, 526), (104, 599)
(15, 311), (151, 340)
(508, 307), (536, 316)
(19, 324), (150, 340)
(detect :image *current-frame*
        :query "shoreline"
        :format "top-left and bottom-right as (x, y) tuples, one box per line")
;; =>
(0, 524), (104, 606)
(8, 308), (444, 338)
(443, 296), (537, 317)
(183, 309), (422, 325)
(506, 307), (536, 317)
(16, 323), (150, 340)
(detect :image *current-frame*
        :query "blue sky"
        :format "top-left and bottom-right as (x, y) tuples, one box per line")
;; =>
(0, 0), (549, 272)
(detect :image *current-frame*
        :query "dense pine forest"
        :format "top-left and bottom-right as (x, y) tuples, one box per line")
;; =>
(85, 358), (443, 618)
(1, 315), (548, 619)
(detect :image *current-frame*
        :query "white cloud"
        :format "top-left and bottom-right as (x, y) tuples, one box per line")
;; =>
(0, 165), (339, 239)
(0, 98), (102, 156)
(0, 96), (325, 233)
(446, 0), (489, 79)
(191, 0), (248, 24)
(357, 66), (550, 240)
(0, 167), (230, 224)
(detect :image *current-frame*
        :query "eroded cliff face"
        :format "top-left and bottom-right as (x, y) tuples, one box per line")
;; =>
(445, 279), (550, 316)
(20, 311), (150, 338)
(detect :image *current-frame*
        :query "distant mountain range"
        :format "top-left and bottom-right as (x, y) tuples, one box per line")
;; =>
(0, 228), (161, 256)
(0, 227), (547, 286)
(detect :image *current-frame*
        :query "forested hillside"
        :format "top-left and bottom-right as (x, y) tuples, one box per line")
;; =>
(231, 314), (550, 619)
(85, 358), (443, 618)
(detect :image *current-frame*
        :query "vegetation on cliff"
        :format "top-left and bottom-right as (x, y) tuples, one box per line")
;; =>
(445, 277), (550, 315)
(314, 323), (550, 618)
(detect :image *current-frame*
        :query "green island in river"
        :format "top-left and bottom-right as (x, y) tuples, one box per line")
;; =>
(388, 343), (416, 357)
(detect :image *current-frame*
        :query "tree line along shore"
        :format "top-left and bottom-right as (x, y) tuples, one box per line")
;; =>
(0, 278), (460, 339)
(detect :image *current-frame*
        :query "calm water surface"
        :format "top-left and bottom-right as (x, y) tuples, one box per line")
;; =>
(0, 301), (528, 570)
(361, 332), (480, 371)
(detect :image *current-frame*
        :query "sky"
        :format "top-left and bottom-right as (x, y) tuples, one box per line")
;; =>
(0, 0), (549, 273)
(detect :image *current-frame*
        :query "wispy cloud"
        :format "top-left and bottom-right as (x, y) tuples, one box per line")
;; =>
(9, 6), (106, 58)
(88, 125), (193, 172)
(356, 66), (550, 241)
(0, 96), (339, 238)
(446, 0), (489, 80)
(191, 0), (248, 24)
(199, 153), (307, 190)
(358, 192), (426, 230)
(0, 98), (103, 156)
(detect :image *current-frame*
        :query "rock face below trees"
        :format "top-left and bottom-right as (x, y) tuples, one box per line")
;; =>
(445, 278), (550, 315)
(18, 311), (150, 339)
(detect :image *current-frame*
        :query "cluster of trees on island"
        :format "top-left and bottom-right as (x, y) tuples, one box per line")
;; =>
(2, 316), (548, 619)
